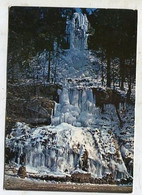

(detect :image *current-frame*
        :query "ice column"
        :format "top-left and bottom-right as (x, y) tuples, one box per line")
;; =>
(66, 12), (89, 50)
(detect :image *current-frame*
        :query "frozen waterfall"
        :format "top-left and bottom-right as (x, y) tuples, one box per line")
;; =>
(51, 87), (97, 127)
(66, 12), (89, 50)
(5, 12), (132, 184)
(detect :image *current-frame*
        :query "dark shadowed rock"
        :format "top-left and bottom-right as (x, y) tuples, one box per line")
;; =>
(81, 149), (89, 171)
(25, 97), (54, 125)
(6, 83), (61, 134)
(71, 172), (91, 183)
(17, 166), (27, 178)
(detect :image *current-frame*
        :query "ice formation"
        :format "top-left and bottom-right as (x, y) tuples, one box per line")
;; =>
(6, 12), (134, 183)
(6, 120), (130, 179)
(66, 12), (88, 50)
(51, 87), (97, 127)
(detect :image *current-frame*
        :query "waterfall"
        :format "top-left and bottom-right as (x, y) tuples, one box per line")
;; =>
(66, 12), (88, 50)
(5, 11), (133, 183)
(51, 87), (97, 127)
(6, 83), (131, 180)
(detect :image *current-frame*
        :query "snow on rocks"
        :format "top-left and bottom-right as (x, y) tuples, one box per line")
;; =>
(5, 12), (134, 185)
(6, 120), (131, 180)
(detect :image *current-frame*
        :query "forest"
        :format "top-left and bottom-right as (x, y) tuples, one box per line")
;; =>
(5, 7), (137, 192)
(8, 7), (137, 93)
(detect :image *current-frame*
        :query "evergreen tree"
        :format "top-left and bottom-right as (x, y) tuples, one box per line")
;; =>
(88, 9), (137, 89)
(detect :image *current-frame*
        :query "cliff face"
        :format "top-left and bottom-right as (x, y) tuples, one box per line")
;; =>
(6, 83), (61, 134)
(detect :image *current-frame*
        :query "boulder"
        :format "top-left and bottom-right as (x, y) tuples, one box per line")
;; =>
(17, 166), (27, 178)
(71, 172), (91, 183)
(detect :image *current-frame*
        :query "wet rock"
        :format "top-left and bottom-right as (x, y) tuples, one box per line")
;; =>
(81, 149), (89, 171)
(25, 97), (54, 125)
(71, 172), (91, 183)
(5, 148), (15, 163)
(92, 87), (126, 111)
(121, 178), (128, 185)
(6, 83), (61, 134)
(66, 175), (71, 182)
(17, 166), (27, 178)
